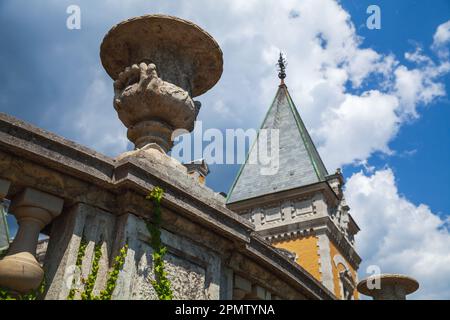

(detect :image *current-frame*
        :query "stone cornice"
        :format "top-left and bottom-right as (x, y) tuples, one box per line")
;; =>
(227, 181), (340, 212)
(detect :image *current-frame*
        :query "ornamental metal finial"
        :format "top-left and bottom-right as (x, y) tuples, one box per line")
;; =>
(277, 52), (287, 83)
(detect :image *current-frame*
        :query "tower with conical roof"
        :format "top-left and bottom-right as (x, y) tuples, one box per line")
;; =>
(226, 53), (361, 299)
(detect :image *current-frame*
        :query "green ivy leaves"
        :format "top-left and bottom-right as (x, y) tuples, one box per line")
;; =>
(81, 242), (102, 300)
(67, 238), (87, 300)
(67, 237), (128, 300)
(99, 244), (128, 300)
(2, 186), (168, 301)
(146, 186), (173, 300)
(0, 279), (45, 300)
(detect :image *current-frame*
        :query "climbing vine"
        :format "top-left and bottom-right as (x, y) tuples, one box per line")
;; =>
(81, 242), (102, 300)
(145, 187), (173, 300)
(2, 240), (127, 301)
(1, 189), (171, 301)
(0, 288), (14, 300)
(99, 244), (128, 300)
(67, 237), (127, 300)
(0, 278), (46, 300)
(67, 237), (88, 300)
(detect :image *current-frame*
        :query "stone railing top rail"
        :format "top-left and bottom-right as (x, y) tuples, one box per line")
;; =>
(0, 113), (243, 225)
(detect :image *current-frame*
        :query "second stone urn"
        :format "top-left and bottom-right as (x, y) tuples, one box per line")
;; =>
(100, 15), (223, 153)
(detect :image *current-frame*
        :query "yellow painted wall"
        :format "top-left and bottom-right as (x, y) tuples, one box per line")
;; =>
(274, 235), (359, 300)
(329, 241), (359, 300)
(273, 236), (321, 281)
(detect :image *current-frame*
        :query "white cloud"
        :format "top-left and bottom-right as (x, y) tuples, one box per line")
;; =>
(433, 20), (450, 58)
(317, 91), (399, 168)
(434, 20), (450, 46)
(198, 0), (450, 170)
(15, 0), (448, 168)
(394, 48), (450, 118)
(346, 169), (450, 299)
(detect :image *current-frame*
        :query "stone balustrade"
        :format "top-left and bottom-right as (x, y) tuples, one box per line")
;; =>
(0, 187), (63, 294)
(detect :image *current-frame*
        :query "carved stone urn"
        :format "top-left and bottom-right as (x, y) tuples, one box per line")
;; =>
(357, 274), (419, 300)
(100, 15), (223, 152)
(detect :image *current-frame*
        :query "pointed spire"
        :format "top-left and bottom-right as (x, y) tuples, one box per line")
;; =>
(277, 52), (287, 85)
(226, 84), (329, 204)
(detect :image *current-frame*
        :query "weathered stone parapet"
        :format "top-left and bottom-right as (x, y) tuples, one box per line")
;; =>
(0, 112), (335, 300)
(0, 188), (63, 294)
(44, 202), (116, 300)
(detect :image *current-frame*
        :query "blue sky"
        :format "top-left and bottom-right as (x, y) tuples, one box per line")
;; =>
(340, 0), (450, 219)
(1, 0), (450, 299)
